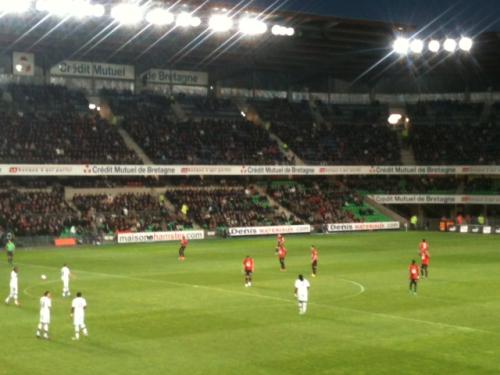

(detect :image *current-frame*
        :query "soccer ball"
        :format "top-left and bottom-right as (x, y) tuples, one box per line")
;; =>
(41, 274), (47, 280)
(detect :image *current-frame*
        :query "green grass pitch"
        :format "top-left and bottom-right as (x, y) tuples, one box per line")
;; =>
(1, 231), (500, 375)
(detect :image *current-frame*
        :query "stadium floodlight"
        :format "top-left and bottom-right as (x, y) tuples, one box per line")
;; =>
(36, 0), (105, 18)
(209, 14), (233, 32)
(0, 0), (31, 13)
(409, 39), (424, 54)
(239, 17), (267, 35)
(271, 25), (294, 36)
(111, 3), (144, 25)
(88, 103), (96, 110)
(443, 38), (457, 52)
(388, 114), (402, 125)
(392, 37), (409, 55)
(428, 39), (440, 53)
(15, 64), (23, 72)
(145, 8), (174, 26)
(458, 37), (473, 52)
(175, 11), (200, 27)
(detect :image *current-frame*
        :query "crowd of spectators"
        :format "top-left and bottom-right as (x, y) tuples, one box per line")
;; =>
(123, 116), (286, 164)
(408, 101), (499, 164)
(8, 84), (88, 112)
(0, 84), (141, 164)
(252, 99), (400, 164)
(72, 193), (190, 233)
(267, 181), (358, 224)
(166, 187), (293, 230)
(0, 190), (77, 236)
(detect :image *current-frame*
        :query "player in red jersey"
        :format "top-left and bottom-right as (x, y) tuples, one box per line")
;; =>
(242, 256), (255, 287)
(276, 234), (285, 254)
(311, 245), (318, 277)
(178, 236), (188, 261)
(419, 239), (430, 278)
(409, 260), (420, 295)
(278, 245), (287, 271)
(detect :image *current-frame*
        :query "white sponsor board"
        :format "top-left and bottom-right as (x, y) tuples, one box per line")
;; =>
(460, 225), (469, 233)
(228, 225), (311, 237)
(50, 60), (135, 80)
(2, 164), (500, 176)
(327, 222), (400, 232)
(483, 226), (492, 234)
(13, 52), (35, 76)
(370, 195), (500, 205)
(117, 230), (204, 244)
(144, 69), (208, 86)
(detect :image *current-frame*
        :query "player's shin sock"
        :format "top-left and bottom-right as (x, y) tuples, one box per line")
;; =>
(36, 323), (42, 337)
(82, 327), (88, 336)
(43, 324), (49, 338)
(302, 302), (307, 314)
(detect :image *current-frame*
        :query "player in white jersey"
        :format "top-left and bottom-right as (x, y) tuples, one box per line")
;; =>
(4, 266), (19, 306)
(36, 291), (52, 339)
(61, 264), (71, 297)
(71, 292), (88, 340)
(294, 274), (310, 315)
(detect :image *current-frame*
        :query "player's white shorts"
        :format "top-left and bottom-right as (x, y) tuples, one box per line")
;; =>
(73, 317), (85, 327)
(9, 284), (18, 296)
(62, 278), (69, 288)
(297, 294), (308, 302)
(40, 311), (51, 324)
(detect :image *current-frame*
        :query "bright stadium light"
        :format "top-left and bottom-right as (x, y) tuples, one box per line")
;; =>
(88, 103), (96, 110)
(393, 37), (409, 55)
(271, 25), (294, 36)
(388, 114), (402, 125)
(428, 39), (440, 53)
(111, 3), (144, 25)
(175, 11), (200, 27)
(209, 14), (233, 32)
(458, 37), (473, 52)
(145, 8), (174, 26)
(36, 0), (104, 18)
(239, 17), (267, 35)
(0, 0), (31, 13)
(443, 38), (457, 52)
(409, 39), (424, 54)
(15, 64), (23, 72)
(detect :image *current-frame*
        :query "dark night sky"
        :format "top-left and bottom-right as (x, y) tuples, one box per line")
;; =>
(251, 0), (500, 33)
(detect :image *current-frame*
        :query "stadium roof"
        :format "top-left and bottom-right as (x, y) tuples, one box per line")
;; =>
(1, 1), (500, 90)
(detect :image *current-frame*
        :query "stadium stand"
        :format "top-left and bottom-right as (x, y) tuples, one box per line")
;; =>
(72, 193), (190, 233)
(0, 85), (141, 164)
(408, 101), (500, 164)
(0, 190), (77, 236)
(265, 180), (388, 224)
(166, 187), (296, 231)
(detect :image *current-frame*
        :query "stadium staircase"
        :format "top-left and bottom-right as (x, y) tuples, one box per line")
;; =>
(363, 195), (408, 225)
(171, 100), (189, 122)
(116, 126), (154, 165)
(308, 99), (328, 128)
(398, 132), (416, 165)
(253, 186), (303, 223)
(236, 98), (306, 166)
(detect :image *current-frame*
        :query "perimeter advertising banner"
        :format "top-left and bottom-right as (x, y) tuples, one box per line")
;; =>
(369, 195), (500, 205)
(143, 69), (209, 86)
(227, 225), (311, 237)
(117, 230), (205, 244)
(2, 165), (500, 176)
(50, 60), (135, 80)
(327, 222), (400, 232)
